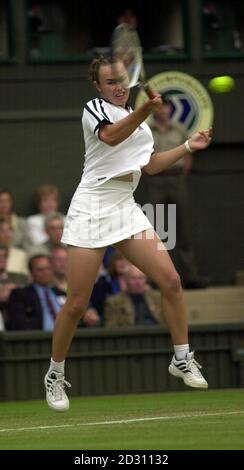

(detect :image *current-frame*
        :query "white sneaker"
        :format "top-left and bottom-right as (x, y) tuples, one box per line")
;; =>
(168, 351), (208, 389)
(44, 371), (71, 411)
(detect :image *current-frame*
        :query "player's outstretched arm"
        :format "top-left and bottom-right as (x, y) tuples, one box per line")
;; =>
(143, 128), (212, 175)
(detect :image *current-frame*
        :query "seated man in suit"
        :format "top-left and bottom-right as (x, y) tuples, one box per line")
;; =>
(6, 253), (100, 330)
(104, 264), (165, 327)
(6, 254), (66, 330)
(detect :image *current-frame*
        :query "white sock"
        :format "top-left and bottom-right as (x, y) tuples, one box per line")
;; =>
(173, 344), (189, 360)
(48, 358), (65, 375)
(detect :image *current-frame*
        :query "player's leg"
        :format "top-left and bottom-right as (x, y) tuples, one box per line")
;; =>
(115, 229), (208, 389)
(52, 246), (105, 360)
(116, 229), (187, 344)
(45, 246), (105, 411)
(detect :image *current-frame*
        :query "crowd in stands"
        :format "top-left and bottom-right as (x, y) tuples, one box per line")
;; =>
(0, 185), (165, 331)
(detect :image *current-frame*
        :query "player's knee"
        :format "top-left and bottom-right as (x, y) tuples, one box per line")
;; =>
(162, 271), (182, 295)
(66, 296), (87, 320)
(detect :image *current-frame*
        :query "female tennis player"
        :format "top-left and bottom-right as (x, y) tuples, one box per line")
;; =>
(45, 57), (212, 411)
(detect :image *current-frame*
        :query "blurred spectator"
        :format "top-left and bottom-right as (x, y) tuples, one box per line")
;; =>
(117, 8), (138, 28)
(27, 184), (65, 245)
(102, 246), (115, 269)
(0, 188), (30, 250)
(104, 265), (165, 327)
(6, 253), (100, 330)
(29, 4), (47, 35)
(202, 1), (242, 52)
(0, 244), (28, 287)
(81, 307), (101, 328)
(6, 255), (64, 331)
(50, 246), (68, 291)
(0, 244), (28, 330)
(28, 212), (65, 257)
(147, 96), (210, 289)
(28, 2), (66, 58)
(90, 251), (129, 320)
(0, 219), (28, 275)
(29, 2), (65, 35)
(28, 3), (47, 58)
(107, 250), (129, 293)
(88, 263), (111, 321)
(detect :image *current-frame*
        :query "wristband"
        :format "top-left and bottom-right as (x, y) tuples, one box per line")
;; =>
(184, 139), (194, 153)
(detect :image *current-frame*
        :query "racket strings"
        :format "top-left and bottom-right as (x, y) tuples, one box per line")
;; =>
(112, 24), (143, 88)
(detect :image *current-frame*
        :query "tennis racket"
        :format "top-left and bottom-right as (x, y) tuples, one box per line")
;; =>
(111, 23), (155, 99)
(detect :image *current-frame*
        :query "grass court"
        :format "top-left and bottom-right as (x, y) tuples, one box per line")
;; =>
(0, 389), (243, 450)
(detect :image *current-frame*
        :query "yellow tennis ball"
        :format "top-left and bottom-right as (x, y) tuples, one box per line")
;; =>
(208, 76), (234, 93)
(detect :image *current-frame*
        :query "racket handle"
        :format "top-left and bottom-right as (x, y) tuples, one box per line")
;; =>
(143, 84), (156, 99)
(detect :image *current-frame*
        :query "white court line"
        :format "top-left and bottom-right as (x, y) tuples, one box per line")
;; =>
(0, 410), (243, 434)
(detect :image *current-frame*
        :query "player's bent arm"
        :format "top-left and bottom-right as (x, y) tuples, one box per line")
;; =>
(99, 97), (162, 146)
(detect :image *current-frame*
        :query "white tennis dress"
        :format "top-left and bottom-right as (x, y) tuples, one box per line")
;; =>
(61, 98), (154, 248)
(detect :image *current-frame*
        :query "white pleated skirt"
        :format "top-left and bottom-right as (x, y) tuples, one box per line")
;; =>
(61, 179), (152, 248)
